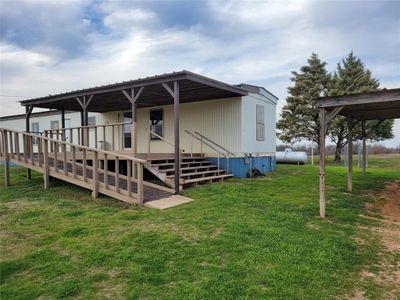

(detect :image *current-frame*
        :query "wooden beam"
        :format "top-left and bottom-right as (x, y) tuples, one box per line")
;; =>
(325, 106), (343, 125)
(162, 83), (174, 98)
(319, 108), (326, 218)
(320, 89), (400, 108)
(347, 117), (353, 192)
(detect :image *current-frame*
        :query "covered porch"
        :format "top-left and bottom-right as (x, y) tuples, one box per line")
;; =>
(19, 70), (248, 194)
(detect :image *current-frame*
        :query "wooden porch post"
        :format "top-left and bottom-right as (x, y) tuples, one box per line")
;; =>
(61, 109), (66, 129)
(362, 120), (366, 177)
(319, 108), (326, 218)
(347, 117), (353, 192)
(25, 105), (34, 179)
(121, 87), (144, 165)
(131, 100), (137, 176)
(76, 95), (93, 147)
(161, 81), (180, 194)
(173, 81), (180, 194)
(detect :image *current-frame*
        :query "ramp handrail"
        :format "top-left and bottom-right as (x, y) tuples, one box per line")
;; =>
(0, 127), (174, 205)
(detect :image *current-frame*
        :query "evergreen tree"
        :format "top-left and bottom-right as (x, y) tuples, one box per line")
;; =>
(328, 52), (393, 162)
(277, 53), (330, 145)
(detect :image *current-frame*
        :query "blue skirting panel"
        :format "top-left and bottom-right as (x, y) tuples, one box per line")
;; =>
(206, 155), (276, 178)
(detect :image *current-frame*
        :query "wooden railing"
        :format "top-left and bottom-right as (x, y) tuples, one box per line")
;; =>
(184, 130), (234, 174)
(145, 128), (185, 160)
(44, 121), (131, 151)
(0, 128), (173, 205)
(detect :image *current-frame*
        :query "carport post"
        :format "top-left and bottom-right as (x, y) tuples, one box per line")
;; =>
(362, 120), (366, 176)
(319, 108), (326, 218)
(347, 117), (353, 192)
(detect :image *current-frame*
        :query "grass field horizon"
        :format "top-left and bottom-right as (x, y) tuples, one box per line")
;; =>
(1, 154), (399, 299)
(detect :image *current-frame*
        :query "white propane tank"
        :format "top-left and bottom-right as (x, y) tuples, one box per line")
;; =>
(276, 148), (308, 165)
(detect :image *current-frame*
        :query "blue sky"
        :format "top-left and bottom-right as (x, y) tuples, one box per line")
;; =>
(0, 0), (399, 147)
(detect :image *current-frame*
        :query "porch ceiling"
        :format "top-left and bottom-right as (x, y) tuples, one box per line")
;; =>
(19, 71), (248, 112)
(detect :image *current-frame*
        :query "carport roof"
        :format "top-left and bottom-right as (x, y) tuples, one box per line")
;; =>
(319, 88), (400, 120)
(19, 70), (248, 112)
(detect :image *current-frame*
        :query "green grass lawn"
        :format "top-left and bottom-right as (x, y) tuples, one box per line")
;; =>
(1, 155), (399, 299)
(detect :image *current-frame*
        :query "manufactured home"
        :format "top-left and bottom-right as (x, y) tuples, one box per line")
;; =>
(0, 70), (277, 206)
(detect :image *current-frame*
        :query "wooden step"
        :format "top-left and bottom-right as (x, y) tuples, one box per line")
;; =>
(151, 161), (211, 168)
(161, 165), (219, 174)
(184, 174), (233, 184)
(166, 169), (226, 179)
(150, 157), (206, 164)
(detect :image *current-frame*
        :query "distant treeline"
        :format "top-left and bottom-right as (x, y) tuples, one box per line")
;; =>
(276, 143), (400, 155)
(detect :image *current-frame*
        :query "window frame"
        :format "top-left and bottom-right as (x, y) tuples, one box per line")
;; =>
(50, 120), (60, 130)
(256, 104), (265, 141)
(31, 122), (40, 145)
(149, 108), (164, 141)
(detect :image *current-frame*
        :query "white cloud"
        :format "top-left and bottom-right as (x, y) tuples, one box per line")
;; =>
(103, 8), (158, 31)
(0, 0), (399, 146)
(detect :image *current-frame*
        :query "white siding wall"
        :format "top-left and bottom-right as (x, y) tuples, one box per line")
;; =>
(240, 93), (277, 155)
(1, 93), (276, 156)
(101, 97), (242, 155)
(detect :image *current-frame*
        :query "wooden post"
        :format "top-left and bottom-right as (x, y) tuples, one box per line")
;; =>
(162, 81), (180, 194)
(92, 151), (99, 198)
(131, 100), (137, 177)
(3, 130), (10, 187)
(137, 162), (144, 205)
(115, 157), (120, 193)
(61, 109), (65, 129)
(104, 154), (108, 189)
(83, 109), (89, 147)
(319, 108), (326, 218)
(173, 81), (180, 194)
(347, 117), (353, 192)
(43, 138), (49, 189)
(25, 105), (33, 179)
(362, 120), (366, 177)
(80, 110), (85, 145)
(127, 160), (132, 197)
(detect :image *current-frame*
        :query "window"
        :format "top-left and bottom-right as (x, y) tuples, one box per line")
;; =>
(31, 122), (39, 144)
(149, 109), (163, 140)
(88, 116), (96, 126)
(50, 120), (59, 130)
(256, 105), (265, 141)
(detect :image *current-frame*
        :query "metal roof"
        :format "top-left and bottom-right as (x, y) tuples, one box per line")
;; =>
(19, 70), (248, 112)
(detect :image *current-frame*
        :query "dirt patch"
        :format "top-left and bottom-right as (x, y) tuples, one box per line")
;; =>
(352, 181), (400, 299)
(371, 181), (400, 222)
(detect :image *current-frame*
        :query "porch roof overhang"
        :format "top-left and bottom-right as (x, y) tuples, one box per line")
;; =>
(19, 70), (248, 112)
(319, 88), (400, 120)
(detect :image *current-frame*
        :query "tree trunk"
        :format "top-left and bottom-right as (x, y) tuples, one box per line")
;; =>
(334, 136), (343, 163)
